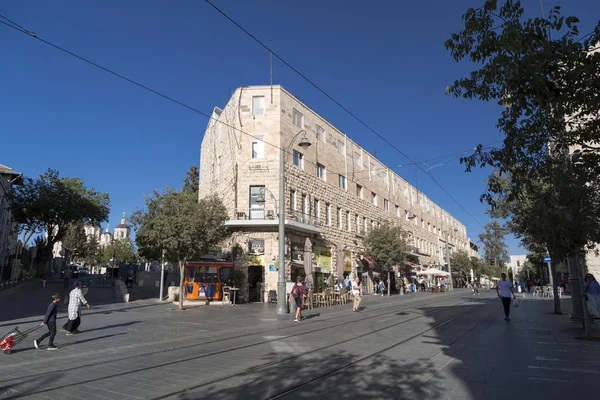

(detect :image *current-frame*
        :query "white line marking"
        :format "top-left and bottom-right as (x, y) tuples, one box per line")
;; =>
(528, 377), (576, 383)
(528, 365), (600, 374)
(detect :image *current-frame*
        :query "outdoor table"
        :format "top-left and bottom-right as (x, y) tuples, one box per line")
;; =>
(229, 287), (239, 306)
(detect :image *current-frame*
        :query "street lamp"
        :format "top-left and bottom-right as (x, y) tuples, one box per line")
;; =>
(444, 224), (459, 291)
(268, 129), (311, 314)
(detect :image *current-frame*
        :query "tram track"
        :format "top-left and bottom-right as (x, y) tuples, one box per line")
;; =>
(2, 294), (487, 399)
(0, 292), (467, 384)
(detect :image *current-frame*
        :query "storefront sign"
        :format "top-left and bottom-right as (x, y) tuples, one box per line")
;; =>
(314, 247), (332, 271)
(291, 243), (304, 263)
(248, 239), (265, 255)
(203, 246), (223, 260)
(343, 251), (353, 272)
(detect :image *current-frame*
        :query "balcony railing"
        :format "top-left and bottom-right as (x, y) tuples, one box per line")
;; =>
(226, 208), (323, 233)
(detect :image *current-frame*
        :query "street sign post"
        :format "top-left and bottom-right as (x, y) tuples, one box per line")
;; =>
(544, 256), (551, 263)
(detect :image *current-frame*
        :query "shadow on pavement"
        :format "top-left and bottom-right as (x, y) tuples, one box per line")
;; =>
(76, 321), (141, 334)
(175, 352), (443, 400)
(59, 332), (128, 348)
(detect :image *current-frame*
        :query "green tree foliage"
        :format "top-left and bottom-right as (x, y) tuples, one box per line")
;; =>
(8, 169), (110, 272)
(445, 0), (600, 203)
(61, 223), (88, 264)
(131, 191), (230, 309)
(182, 165), (199, 194)
(449, 250), (472, 281)
(99, 238), (138, 265)
(363, 222), (411, 296)
(478, 221), (509, 268)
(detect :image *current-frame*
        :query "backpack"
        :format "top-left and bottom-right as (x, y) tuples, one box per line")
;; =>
(291, 285), (300, 300)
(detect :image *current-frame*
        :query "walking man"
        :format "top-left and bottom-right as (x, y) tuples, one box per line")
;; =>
(63, 281), (90, 335)
(290, 276), (308, 322)
(352, 277), (362, 312)
(496, 273), (516, 321)
(34, 293), (61, 351)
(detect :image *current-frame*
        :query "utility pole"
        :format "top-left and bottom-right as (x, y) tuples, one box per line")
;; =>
(159, 249), (165, 301)
(444, 231), (454, 290)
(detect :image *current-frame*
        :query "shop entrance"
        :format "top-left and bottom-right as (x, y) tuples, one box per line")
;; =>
(248, 265), (263, 302)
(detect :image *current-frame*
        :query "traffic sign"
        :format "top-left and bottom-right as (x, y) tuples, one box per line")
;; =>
(544, 256), (551, 263)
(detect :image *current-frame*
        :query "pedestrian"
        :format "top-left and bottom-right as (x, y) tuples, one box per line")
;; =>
(379, 280), (385, 297)
(41, 273), (47, 289)
(584, 273), (600, 318)
(126, 268), (134, 288)
(63, 281), (91, 335)
(63, 268), (71, 289)
(290, 276), (308, 322)
(34, 293), (61, 351)
(496, 273), (516, 321)
(472, 280), (479, 295)
(352, 277), (362, 312)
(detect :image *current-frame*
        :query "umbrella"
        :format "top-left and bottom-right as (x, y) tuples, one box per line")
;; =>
(303, 237), (313, 288)
(420, 267), (449, 276)
(336, 250), (344, 279)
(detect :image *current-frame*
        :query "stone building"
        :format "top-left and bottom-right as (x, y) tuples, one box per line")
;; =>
(0, 164), (22, 281)
(199, 85), (470, 302)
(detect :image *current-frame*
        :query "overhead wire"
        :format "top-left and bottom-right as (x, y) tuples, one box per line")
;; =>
(1, 12), (484, 228)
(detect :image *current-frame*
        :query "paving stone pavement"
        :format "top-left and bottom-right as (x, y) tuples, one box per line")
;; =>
(0, 283), (598, 400)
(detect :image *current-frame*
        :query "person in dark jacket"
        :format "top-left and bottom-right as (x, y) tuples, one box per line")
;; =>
(34, 293), (61, 350)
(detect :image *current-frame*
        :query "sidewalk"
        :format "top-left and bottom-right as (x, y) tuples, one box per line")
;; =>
(414, 295), (600, 399)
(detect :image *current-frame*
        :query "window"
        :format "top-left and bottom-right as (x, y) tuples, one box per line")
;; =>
(370, 163), (375, 177)
(292, 109), (303, 128)
(290, 190), (297, 211)
(337, 207), (342, 229)
(363, 217), (368, 234)
(355, 214), (360, 234)
(249, 186), (265, 219)
(337, 139), (345, 155)
(316, 163), (326, 179)
(326, 203), (331, 226)
(371, 192), (377, 206)
(346, 211), (351, 232)
(252, 96), (265, 116)
(356, 184), (363, 198)
(293, 150), (304, 169)
(217, 157), (221, 183)
(384, 199), (389, 212)
(313, 199), (320, 218)
(354, 152), (362, 169)
(316, 125), (325, 142)
(395, 205), (400, 217)
(339, 175), (347, 190)
(302, 194), (308, 215)
(251, 136), (265, 159)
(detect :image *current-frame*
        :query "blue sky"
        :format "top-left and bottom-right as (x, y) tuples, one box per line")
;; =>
(1, 0), (597, 254)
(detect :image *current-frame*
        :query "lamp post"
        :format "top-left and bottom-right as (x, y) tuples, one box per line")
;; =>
(256, 130), (311, 315)
(444, 224), (458, 291)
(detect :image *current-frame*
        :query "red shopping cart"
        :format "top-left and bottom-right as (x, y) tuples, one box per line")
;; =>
(1, 326), (41, 355)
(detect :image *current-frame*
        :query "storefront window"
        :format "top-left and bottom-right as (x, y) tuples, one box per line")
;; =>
(220, 267), (233, 283)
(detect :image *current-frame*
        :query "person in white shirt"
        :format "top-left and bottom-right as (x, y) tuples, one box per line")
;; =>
(352, 277), (362, 312)
(496, 273), (516, 321)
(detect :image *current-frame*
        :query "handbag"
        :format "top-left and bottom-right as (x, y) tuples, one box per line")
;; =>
(512, 298), (519, 307)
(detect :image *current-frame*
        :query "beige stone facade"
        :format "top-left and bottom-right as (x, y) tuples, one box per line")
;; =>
(199, 86), (470, 302)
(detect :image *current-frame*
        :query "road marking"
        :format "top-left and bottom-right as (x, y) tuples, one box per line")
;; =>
(528, 365), (600, 374)
(528, 377), (576, 383)
(535, 356), (600, 364)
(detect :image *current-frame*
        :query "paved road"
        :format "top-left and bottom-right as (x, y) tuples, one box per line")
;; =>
(0, 284), (598, 400)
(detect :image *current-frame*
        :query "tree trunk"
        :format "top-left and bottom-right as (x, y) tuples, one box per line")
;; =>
(387, 265), (391, 297)
(178, 260), (185, 310)
(549, 259), (561, 314)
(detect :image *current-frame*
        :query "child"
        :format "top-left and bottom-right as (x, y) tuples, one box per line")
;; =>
(34, 293), (61, 350)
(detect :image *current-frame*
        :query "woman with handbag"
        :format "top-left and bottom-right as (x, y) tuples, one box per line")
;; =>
(584, 274), (600, 318)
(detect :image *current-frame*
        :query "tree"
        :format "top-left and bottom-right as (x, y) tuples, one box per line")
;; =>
(182, 165), (199, 194)
(61, 223), (88, 265)
(7, 169), (110, 273)
(83, 237), (101, 268)
(99, 238), (138, 266)
(449, 250), (472, 282)
(131, 191), (230, 309)
(478, 221), (509, 269)
(363, 222), (411, 296)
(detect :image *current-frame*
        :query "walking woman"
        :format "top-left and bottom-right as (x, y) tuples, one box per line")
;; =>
(584, 273), (600, 318)
(496, 273), (516, 321)
(63, 281), (91, 335)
